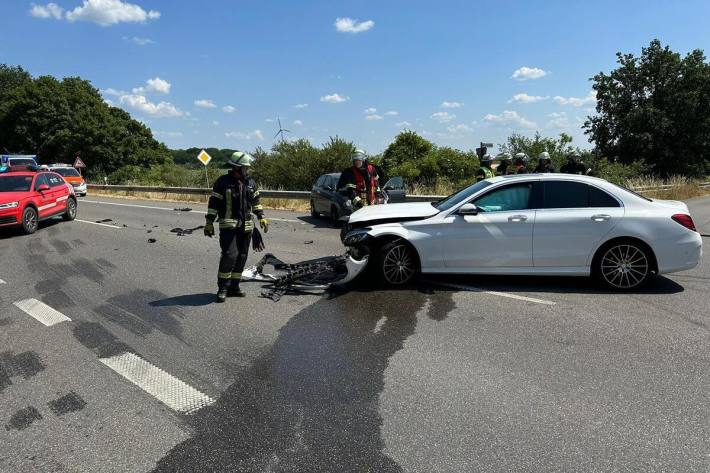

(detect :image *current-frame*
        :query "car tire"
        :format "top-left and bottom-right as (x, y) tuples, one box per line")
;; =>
(21, 207), (39, 234)
(310, 200), (319, 218)
(330, 205), (340, 227)
(377, 239), (418, 286)
(594, 240), (653, 290)
(63, 197), (77, 221)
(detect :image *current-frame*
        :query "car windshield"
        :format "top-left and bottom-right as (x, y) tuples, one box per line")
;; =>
(433, 180), (492, 211)
(53, 168), (80, 177)
(9, 158), (36, 166)
(0, 175), (33, 192)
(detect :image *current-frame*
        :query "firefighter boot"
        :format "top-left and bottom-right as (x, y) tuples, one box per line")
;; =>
(216, 288), (228, 303)
(228, 285), (246, 298)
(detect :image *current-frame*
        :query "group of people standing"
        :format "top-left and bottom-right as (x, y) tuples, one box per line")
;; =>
(476, 151), (592, 181)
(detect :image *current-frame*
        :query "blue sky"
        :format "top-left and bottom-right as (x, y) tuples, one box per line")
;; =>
(2, 0), (710, 155)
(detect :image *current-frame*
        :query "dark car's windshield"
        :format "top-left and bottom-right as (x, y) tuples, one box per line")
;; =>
(433, 180), (492, 211)
(53, 168), (80, 177)
(0, 175), (33, 192)
(9, 158), (37, 167)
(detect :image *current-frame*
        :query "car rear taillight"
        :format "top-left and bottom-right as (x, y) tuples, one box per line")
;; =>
(671, 214), (697, 232)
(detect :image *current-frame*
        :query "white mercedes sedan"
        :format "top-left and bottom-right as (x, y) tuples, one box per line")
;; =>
(341, 174), (702, 290)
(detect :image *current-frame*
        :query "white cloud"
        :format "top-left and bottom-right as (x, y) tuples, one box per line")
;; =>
(395, 121), (412, 128)
(30, 3), (64, 19)
(512, 66), (548, 81)
(222, 105), (236, 113)
(104, 98), (114, 106)
(145, 77), (170, 94)
(212, 120), (220, 126)
(509, 93), (549, 104)
(264, 118), (274, 123)
(441, 101), (463, 109)
(194, 99), (217, 109)
(547, 115), (571, 129)
(293, 120), (304, 126)
(385, 111), (398, 116)
(365, 114), (383, 121)
(364, 107), (377, 114)
(553, 91), (596, 107)
(320, 93), (349, 104)
(334, 17), (374, 33)
(155, 131), (183, 138)
(64, 0), (160, 26)
(447, 123), (473, 134)
(124, 36), (153, 46)
(224, 130), (264, 141)
(294, 103), (308, 109)
(430, 111), (456, 123)
(483, 110), (537, 129)
(102, 87), (125, 96)
(119, 94), (184, 118)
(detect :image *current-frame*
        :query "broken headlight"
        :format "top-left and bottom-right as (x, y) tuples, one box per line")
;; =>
(343, 228), (372, 247)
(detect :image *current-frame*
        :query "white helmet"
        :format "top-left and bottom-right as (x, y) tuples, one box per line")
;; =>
(352, 149), (367, 162)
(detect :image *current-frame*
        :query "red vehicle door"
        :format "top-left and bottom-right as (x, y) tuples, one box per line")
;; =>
(33, 174), (56, 218)
(45, 173), (69, 214)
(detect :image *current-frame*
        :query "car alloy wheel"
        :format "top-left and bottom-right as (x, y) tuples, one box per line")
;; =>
(599, 243), (650, 289)
(64, 198), (77, 221)
(381, 241), (416, 285)
(22, 207), (38, 234)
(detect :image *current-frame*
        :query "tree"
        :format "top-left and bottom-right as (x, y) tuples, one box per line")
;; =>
(381, 131), (434, 171)
(0, 64), (172, 174)
(585, 39), (710, 176)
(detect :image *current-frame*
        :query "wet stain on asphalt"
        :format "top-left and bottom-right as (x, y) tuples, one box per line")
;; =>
(95, 290), (186, 342)
(71, 258), (105, 284)
(5, 406), (42, 431)
(48, 392), (87, 416)
(0, 365), (11, 393)
(71, 239), (86, 247)
(73, 322), (139, 359)
(0, 318), (13, 326)
(49, 239), (73, 254)
(41, 290), (76, 311)
(153, 289), (453, 472)
(0, 351), (45, 380)
(94, 258), (117, 270)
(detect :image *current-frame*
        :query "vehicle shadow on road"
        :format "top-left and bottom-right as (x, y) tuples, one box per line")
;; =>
(149, 293), (216, 307)
(153, 289), (454, 472)
(0, 218), (63, 240)
(420, 273), (685, 295)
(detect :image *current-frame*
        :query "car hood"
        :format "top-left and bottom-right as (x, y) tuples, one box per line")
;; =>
(348, 202), (439, 224)
(0, 191), (28, 204)
(652, 199), (689, 212)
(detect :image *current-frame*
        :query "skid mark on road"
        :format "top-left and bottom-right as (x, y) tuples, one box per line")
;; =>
(5, 406), (42, 431)
(100, 352), (214, 414)
(47, 391), (87, 416)
(422, 280), (556, 305)
(13, 299), (72, 326)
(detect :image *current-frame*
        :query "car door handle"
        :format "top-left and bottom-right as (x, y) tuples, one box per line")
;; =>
(508, 215), (528, 222)
(591, 214), (611, 222)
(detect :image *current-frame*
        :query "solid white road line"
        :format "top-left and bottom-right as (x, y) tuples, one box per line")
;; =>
(0, 278), (6, 284)
(423, 280), (556, 306)
(75, 219), (122, 229)
(13, 299), (72, 326)
(99, 352), (215, 415)
(81, 199), (303, 223)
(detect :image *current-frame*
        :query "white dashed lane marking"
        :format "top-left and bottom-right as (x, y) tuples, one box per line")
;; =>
(13, 298), (72, 326)
(75, 219), (122, 228)
(0, 278), (6, 284)
(423, 280), (556, 306)
(99, 352), (215, 414)
(80, 199), (303, 223)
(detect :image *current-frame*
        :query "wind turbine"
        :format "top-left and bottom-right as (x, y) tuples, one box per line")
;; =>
(274, 118), (291, 142)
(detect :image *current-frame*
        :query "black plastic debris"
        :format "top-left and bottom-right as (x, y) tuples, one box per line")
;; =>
(96, 218), (112, 223)
(170, 225), (204, 236)
(147, 230), (152, 233)
(304, 240), (314, 244)
(122, 224), (128, 228)
(173, 208), (192, 212)
(148, 238), (157, 243)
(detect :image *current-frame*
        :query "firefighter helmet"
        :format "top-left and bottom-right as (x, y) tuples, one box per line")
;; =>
(352, 149), (367, 162)
(228, 151), (253, 168)
(514, 152), (528, 162)
(497, 152), (512, 162)
(481, 154), (493, 164)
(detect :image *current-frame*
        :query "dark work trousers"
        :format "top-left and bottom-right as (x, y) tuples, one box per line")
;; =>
(217, 228), (252, 290)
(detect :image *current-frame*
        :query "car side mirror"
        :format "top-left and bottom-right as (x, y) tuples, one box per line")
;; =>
(38, 184), (50, 192)
(458, 203), (479, 215)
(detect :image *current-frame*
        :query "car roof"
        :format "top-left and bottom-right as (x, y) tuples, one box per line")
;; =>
(487, 173), (610, 185)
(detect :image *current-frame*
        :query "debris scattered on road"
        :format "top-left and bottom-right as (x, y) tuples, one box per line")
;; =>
(304, 240), (314, 244)
(148, 238), (157, 243)
(173, 208), (192, 212)
(122, 224), (128, 228)
(170, 225), (204, 236)
(96, 218), (112, 223)
(147, 230), (152, 233)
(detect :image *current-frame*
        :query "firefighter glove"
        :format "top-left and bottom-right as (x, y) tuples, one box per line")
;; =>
(259, 218), (269, 233)
(352, 196), (363, 209)
(204, 222), (215, 238)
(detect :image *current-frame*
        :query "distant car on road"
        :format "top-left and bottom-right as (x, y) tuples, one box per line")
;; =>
(1, 155), (38, 168)
(49, 164), (87, 196)
(0, 166), (77, 234)
(342, 174), (702, 289)
(311, 172), (407, 226)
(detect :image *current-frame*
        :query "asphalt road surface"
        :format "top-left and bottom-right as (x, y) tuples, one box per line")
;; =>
(1, 194), (709, 473)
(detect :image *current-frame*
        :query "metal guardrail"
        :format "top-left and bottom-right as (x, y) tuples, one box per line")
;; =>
(88, 182), (710, 201)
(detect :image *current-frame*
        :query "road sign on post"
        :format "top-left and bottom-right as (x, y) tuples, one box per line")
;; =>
(197, 149), (212, 189)
(73, 157), (86, 168)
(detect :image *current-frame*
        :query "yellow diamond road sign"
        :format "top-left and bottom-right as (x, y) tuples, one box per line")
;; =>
(197, 149), (212, 166)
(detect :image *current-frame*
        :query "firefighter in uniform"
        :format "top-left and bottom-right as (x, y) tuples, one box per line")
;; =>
(476, 154), (495, 182)
(561, 153), (593, 175)
(496, 152), (513, 176)
(514, 153), (529, 174)
(534, 151), (555, 173)
(337, 149), (381, 209)
(204, 152), (268, 302)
